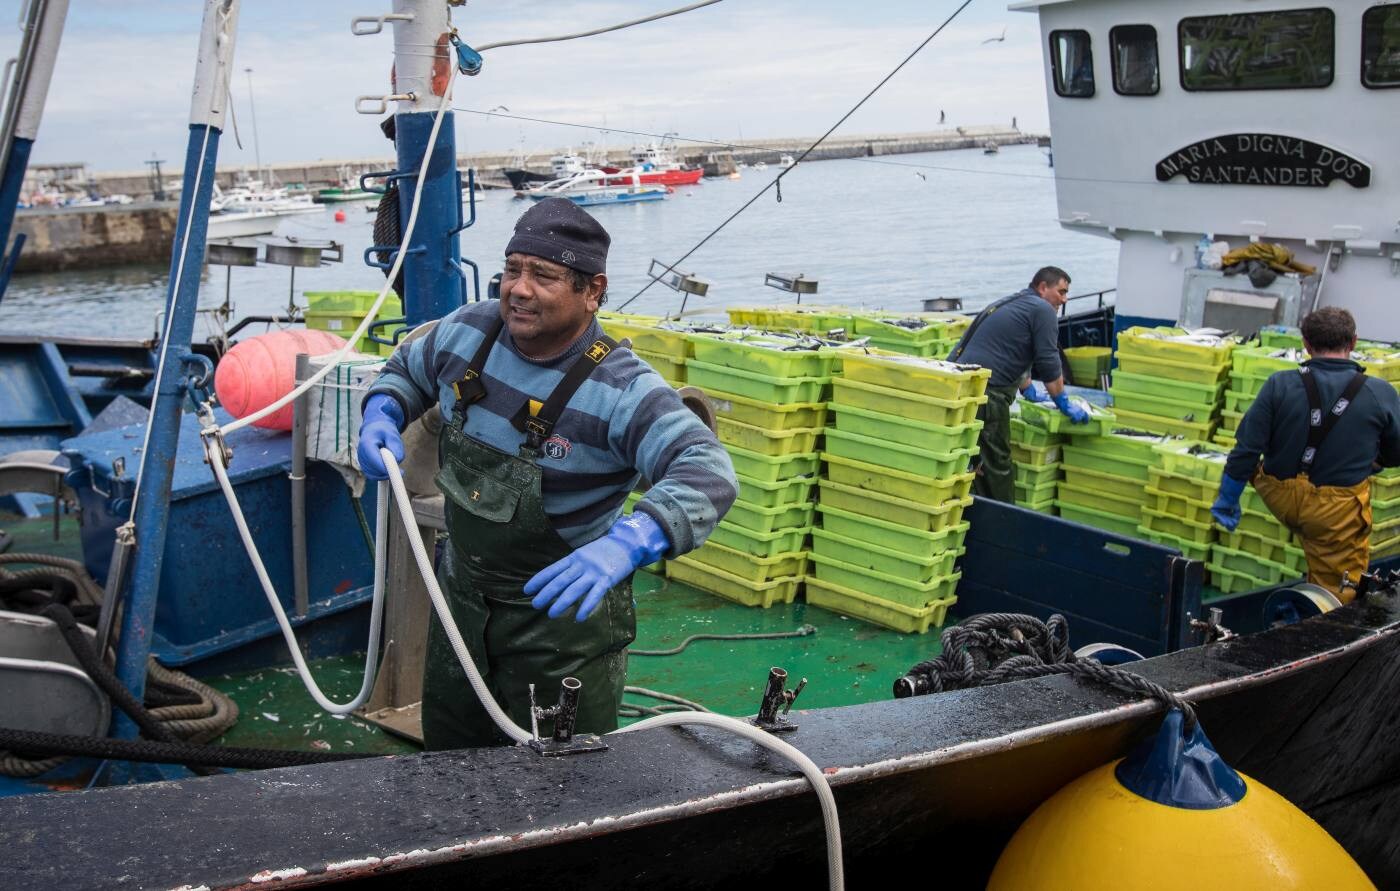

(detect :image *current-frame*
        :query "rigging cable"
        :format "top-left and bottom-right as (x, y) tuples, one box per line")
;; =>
(614, 0), (976, 311)
(474, 0), (724, 52)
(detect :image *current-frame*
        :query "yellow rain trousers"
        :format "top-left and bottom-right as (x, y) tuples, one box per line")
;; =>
(1251, 471), (1372, 603)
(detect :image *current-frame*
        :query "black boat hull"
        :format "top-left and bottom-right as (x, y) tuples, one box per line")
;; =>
(3, 595), (1398, 890)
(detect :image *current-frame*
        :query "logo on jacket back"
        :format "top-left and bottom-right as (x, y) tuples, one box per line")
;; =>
(1310, 409), (1323, 426)
(1333, 398), (1350, 416)
(543, 434), (572, 459)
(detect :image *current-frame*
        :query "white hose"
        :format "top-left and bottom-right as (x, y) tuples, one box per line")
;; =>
(614, 711), (844, 890)
(380, 450), (534, 744)
(379, 448), (843, 887)
(205, 437), (386, 714)
(217, 82), (455, 437)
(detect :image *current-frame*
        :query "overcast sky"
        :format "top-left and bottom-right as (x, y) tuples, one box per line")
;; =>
(1, 0), (1052, 172)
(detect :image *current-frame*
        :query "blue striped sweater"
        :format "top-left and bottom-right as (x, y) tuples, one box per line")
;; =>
(368, 301), (737, 554)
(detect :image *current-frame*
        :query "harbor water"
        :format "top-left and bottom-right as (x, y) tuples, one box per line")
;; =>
(0, 144), (1119, 340)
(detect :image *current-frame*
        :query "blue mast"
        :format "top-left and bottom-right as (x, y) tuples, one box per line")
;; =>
(0, 0), (71, 302)
(108, 0), (243, 753)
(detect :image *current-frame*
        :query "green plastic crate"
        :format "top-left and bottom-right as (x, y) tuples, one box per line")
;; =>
(817, 478), (972, 532)
(1237, 509), (1289, 540)
(1136, 526), (1212, 562)
(723, 497), (815, 534)
(634, 348), (686, 385)
(831, 377), (986, 427)
(1205, 562), (1271, 595)
(707, 520), (810, 558)
(1211, 543), (1299, 584)
(830, 404), (982, 453)
(304, 290), (403, 354)
(1013, 461), (1062, 488)
(809, 550), (961, 610)
(665, 556), (802, 608)
(824, 428), (975, 479)
(717, 417), (822, 457)
(1258, 326), (1304, 350)
(1228, 369), (1273, 398)
(1373, 493), (1400, 525)
(1147, 468), (1216, 502)
(1374, 468), (1400, 499)
(1109, 370), (1225, 408)
(707, 388), (829, 431)
(1011, 441), (1062, 467)
(1219, 408), (1243, 433)
(598, 314), (693, 358)
(811, 527), (961, 584)
(1054, 500), (1141, 537)
(1064, 346), (1111, 387)
(805, 575), (956, 634)
(1019, 398), (1116, 435)
(1117, 327), (1238, 365)
(1015, 476), (1059, 507)
(1072, 429), (1169, 461)
(1010, 418), (1065, 448)
(1213, 431), (1238, 450)
(851, 313), (959, 345)
(735, 472), (817, 509)
(1110, 389), (1222, 424)
(1115, 352), (1231, 386)
(1058, 479), (1142, 520)
(1144, 486), (1215, 525)
(815, 502), (969, 560)
(822, 453), (975, 504)
(1141, 506), (1217, 544)
(1223, 389), (1257, 414)
(687, 332), (840, 378)
(725, 445), (821, 484)
(1061, 464), (1147, 502)
(1060, 445), (1154, 482)
(687, 357), (829, 404)
(1152, 440), (1230, 483)
(685, 539), (809, 583)
(1112, 407), (1216, 441)
(1220, 529), (1305, 573)
(838, 351), (991, 400)
(1231, 346), (1300, 378)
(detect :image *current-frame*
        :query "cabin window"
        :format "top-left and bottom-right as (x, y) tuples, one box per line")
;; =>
(1362, 4), (1400, 88)
(1111, 25), (1159, 95)
(1051, 30), (1095, 97)
(1179, 8), (1335, 91)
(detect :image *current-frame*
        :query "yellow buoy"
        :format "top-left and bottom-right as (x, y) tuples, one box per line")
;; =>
(988, 711), (1373, 890)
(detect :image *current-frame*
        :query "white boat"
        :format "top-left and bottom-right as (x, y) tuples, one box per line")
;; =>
(751, 161), (768, 172)
(206, 208), (286, 239)
(211, 181), (321, 216)
(779, 154), (796, 168)
(517, 168), (670, 206)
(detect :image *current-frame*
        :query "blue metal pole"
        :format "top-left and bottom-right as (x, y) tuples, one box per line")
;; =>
(394, 109), (464, 326)
(0, 136), (34, 299)
(109, 123), (222, 743)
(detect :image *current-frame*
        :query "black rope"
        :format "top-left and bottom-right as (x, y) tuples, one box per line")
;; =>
(894, 612), (1197, 730)
(614, 0), (976, 311)
(0, 727), (371, 770)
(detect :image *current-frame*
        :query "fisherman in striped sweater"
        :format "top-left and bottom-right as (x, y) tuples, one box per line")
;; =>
(358, 198), (737, 748)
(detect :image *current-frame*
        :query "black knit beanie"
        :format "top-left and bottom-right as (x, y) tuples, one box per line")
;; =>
(504, 197), (610, 276)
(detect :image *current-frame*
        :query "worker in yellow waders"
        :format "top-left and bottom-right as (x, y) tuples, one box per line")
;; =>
(357, 198), (737, 747)
(1211, 308), (1400, 600)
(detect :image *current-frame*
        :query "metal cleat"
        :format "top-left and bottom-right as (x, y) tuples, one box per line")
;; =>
(526, 678), (608, 756)
(751, 667), (806, 733)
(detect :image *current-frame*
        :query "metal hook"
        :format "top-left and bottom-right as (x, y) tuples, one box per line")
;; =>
(350, 13), (414, 36)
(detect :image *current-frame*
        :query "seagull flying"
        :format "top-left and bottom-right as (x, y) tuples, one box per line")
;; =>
(982, 26), (1007, 44)
(914, 171), (927, 181)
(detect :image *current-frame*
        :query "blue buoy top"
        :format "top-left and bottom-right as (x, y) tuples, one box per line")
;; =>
(1115, 709), (1247, 809)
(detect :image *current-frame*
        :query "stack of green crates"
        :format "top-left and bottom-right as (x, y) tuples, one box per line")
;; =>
(665, 334), (834, 608)
(1110, 327), (1235, 442)
(1372, 468), (1400, 559)
(1207, 485), (1307, 595)
(1220, 346), (1302, 451)
(598, 312), (691, 387)
(1056, 429), (1167, 537)
(809, 351), (989, 634)
(1136, 442), (1228, 579)
(1063, 346), (1111, 389)
(1010, 416), (1062, 513)
(305, 290), (404, 356)
(847, 311), (970, 358)
(725, 304), (855, 337)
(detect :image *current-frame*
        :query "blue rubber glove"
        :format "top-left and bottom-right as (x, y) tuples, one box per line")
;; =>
(1020, 383), (1049, 403)
(357, 394), (405, 481)
(1053, 392), (1090, 425)
(1211, 474), (1247, 531)
(525, 512), (670, 621)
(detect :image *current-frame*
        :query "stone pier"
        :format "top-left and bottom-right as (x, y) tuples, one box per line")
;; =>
(12, 202), (179, 272)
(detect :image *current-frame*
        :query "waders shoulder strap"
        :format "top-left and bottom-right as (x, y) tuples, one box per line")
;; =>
(450, 315), (506, 419)
(512, 333), (620, 449)
(1297, 366), (1368, 474)
(948, 292), (1022, 363)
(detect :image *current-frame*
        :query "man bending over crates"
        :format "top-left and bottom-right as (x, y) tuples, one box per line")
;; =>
(1211, 307), (1400, 600)
(356, 198), (737, 748)
(948, 266), (1090, 502)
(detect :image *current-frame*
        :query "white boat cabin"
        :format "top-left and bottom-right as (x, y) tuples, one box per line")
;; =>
(1014, 0), (1400, 340)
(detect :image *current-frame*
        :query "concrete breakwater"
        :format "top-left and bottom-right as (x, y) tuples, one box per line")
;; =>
(12, 202), (178, 272)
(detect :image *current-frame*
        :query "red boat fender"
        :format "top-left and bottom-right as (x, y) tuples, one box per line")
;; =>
(214, 329), (348, 430)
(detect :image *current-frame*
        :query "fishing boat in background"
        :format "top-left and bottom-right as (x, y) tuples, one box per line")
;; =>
(315, 166), (374, 203)
(502, 149), (591, 191)
(983, 141), (1000, 154)
(599, 139), (704, 186)
(518, 168), (671, 206)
